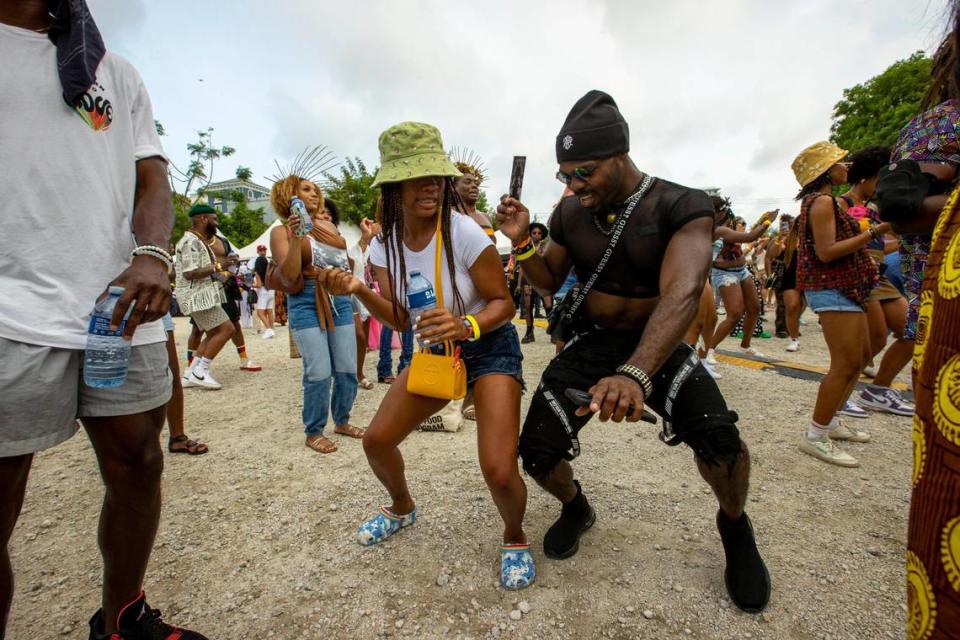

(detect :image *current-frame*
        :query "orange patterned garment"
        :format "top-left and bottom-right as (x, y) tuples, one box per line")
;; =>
(908, 184), (960, 639)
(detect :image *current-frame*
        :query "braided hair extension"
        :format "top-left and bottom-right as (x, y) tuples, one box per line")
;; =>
(378, 178), (466, 329)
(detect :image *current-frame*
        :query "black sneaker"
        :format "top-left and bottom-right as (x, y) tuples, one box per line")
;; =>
(543, 481), (596, 559)
(88, 592), (209, 639)
(716, 511), (771, 613)
(521, 332), (535, 344)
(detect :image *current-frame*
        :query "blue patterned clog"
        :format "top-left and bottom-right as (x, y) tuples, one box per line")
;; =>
(357, 506), (417, 546)
(500, 543), (536, 590)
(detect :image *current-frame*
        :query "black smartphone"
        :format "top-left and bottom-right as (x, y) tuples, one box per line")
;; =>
(509, 156), (526, 201)
(564, 388), (657, 424)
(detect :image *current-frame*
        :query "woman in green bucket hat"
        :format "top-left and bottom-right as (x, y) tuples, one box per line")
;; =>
(318, 122), (534, 589)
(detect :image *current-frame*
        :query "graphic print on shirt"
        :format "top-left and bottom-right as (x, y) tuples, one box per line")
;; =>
(74, 80), (113, 131)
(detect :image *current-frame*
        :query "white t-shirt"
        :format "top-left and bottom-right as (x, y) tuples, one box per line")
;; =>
(0, 24), (166, 349)
(369, 214), (493, 316)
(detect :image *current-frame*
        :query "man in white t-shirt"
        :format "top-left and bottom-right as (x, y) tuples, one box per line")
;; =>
(0, 3), (206, 638)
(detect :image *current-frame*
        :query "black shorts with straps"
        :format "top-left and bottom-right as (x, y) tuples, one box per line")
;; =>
(518, 331), (742, 477)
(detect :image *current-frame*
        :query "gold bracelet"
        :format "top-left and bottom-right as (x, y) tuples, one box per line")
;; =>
(464, 315), (481, 341)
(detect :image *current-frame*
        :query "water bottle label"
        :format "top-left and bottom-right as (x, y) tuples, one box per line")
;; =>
(407, 289), (435, 309)
(88, 314), (124, 337)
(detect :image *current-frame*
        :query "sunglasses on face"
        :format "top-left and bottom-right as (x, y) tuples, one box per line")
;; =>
(555, 164), (599, 185)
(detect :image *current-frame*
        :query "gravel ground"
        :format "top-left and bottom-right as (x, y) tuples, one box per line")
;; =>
(8, 310), (911, 639)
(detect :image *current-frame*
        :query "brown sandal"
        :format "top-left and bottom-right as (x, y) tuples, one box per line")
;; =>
(168, 435), (209, 455)
(334, 424), (366, 439)
(305, 435), (338, 453)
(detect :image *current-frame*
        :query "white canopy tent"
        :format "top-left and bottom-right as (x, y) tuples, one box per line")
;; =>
(236, 221), (361, 261)
(494, 230), (512, 256)
(236, 221), (508, 262)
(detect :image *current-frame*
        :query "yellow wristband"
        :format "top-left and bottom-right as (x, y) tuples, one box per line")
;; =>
(464, 315), (481, 341)
(515, 245), (537, 261)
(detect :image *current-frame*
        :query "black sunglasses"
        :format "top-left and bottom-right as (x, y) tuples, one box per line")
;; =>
(555, 164), (599, 185)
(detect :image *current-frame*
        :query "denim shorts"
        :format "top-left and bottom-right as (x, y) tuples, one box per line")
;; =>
(804, 288), (863, 313)
(710, 266), (751, 290)
(460, 323), (524, 389)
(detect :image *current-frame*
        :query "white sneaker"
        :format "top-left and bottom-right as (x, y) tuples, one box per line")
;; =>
(262, 329), (275, 339)
(740, 346), (766, 358)
(799, 436), (860, 467)
(828, 422), (871, 443)
(838, 399), (869, 419)
(785, 340), (800, 353)
(703, 362), (722, 380)
(705, 349), (718, 366)
(862, 365), (878, 378)
(858, 386), (914, 416)
(182, 369), (222, 390)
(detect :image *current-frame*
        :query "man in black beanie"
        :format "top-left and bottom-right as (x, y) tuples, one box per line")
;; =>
(497, 90), (770, 613)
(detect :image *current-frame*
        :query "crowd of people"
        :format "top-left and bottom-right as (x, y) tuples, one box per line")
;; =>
(3, 0), (960, 638)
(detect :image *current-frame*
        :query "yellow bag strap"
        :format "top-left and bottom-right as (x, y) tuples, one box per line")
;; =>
(432, 204), (456, 357)
(434, 212), (444, 309)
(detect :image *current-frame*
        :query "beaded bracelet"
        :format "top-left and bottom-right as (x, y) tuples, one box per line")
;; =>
(131, 245), (173, 272)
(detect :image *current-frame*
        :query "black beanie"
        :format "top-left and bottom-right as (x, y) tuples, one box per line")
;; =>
(556, 90), (630, 163)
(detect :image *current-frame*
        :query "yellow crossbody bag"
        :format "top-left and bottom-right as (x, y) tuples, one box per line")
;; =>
(406, 216), (467, 400)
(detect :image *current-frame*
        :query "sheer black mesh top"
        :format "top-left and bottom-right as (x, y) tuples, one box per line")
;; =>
(549, 178), (713, 299)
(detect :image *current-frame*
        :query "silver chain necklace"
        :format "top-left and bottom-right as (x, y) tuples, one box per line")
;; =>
(591, 175), (655, 236)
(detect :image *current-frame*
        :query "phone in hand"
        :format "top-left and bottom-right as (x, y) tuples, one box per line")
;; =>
(564, 388), (657, 424)
(509, 156), (526, 201)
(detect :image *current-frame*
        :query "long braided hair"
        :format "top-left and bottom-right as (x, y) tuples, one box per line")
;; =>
(378, 177), (466, 328)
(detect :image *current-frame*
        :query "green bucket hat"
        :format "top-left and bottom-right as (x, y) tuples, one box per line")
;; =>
(371, 122), (462, 188)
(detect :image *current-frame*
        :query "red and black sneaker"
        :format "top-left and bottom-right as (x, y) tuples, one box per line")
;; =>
(88, 591), (208, 639)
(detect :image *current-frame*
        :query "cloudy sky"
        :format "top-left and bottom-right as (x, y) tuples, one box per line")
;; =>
(89, 0), (950, 222)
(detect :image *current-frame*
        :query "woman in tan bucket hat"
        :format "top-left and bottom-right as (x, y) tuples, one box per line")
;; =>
(318, 122), (535, 590)
(791, 141), (889, 468)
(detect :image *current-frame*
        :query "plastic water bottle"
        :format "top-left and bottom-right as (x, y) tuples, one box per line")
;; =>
(290, 197), (313, 238)
(83, 286), (131, 388)
(406, 271), (437, 347)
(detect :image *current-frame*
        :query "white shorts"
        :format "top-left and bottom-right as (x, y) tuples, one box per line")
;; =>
(255, 287), (275, 311)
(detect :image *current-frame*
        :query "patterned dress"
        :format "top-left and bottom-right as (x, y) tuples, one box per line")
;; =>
(907, 185), (960, 639)
(892, 100), (960, 340)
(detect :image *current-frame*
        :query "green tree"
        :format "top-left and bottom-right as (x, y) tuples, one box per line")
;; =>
(167, 127), (236, 202)
(235, 166), (253, 181)
(155, 122), (239, 244)
(830, 51), (932, 151)
(476, 190), (491, 214)
(216, 191), (268, 247)
(171, 193), (192, 247)
(324, 157), (379, 225)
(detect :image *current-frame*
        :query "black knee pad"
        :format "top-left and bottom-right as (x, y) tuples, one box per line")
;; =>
(679, 410), (743, 467)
